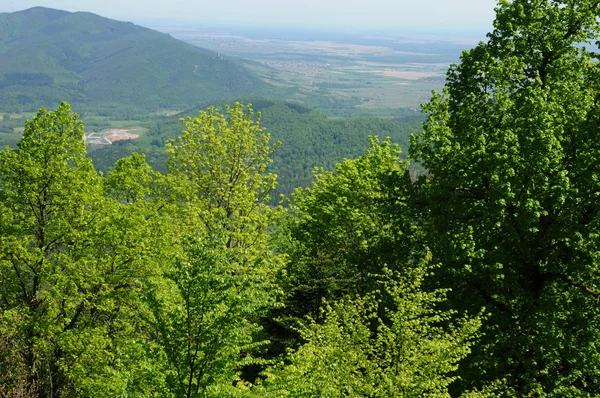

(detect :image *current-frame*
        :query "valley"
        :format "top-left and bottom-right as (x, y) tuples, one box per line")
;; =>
(155, 26), (473, 116)
(0, 8), (474, 194)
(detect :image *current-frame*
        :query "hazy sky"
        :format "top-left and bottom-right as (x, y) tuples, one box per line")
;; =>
(0, 0), (498, 30)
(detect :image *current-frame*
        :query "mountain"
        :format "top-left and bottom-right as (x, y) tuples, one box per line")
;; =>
(87, 100), (423, 197)
(0, 7), (278, 114)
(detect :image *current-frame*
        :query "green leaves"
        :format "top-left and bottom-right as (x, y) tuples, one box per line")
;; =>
(257, 136), (482, 397)
(255, 260), (481, 398)
(148, 240), (269, 397)
(0, 102), (289, 397)
(15, 75), (598, 396)
(166, 103), (280, 252)
(410, 0), (600, 394)
(147, 102), (284, 397)
(281, 137), (415, 319)
(0, 103), (167, 397)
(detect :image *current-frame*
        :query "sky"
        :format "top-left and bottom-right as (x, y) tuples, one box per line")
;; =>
(0, 0), (498, 30)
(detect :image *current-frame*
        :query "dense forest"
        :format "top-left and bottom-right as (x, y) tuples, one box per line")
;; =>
(2, 0), (600, 397)
(87, 100), (422, 198)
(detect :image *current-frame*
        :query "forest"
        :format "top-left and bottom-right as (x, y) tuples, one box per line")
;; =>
(86, 100), (421, 199)
(2, 0), (600, 397)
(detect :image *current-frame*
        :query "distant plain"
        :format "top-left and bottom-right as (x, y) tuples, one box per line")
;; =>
(156, 26), (476, 115)
(0, 15), (479, 138)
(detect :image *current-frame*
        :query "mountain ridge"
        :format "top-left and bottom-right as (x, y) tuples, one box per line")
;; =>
(0, 7), (279, 114)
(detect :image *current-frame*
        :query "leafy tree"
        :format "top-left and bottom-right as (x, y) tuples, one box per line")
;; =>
(147, 103), (284, 397)
(259, 137), (485, 397)
(0, 323), (35, 398)
(280, 137), (417, 321)
(253, 259), (481, 397)
(104, 152), (158, 204)
(0, 103), (161, 397)
(148, 239), (277, 397)
(165, 102), (279, 250)
(410, 0), (600, 394)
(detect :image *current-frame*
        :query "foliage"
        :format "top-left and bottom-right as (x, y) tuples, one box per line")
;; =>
(147, 240), (272, 397)
(11, 9), (600, 389)
(280, 136), (415, 320)
(254, 260), (481, 397)
(140, 101), (420, 199)
(410, 0), (600, 395)
(0, 103), (164, 396)
(145, 103), (284, 397)
(261, 103), (417, 198)
(0, 324), (36, 398)
(165, 103), (279, 244)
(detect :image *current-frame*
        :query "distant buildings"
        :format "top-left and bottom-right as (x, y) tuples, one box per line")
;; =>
(84, 129), (140, 145)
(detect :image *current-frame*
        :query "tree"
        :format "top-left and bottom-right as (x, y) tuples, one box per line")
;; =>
(256, 138), (484, 397)
(147, 103), (284, 397)
(253, 259), (481, 397)
(165, 102), (279, 251)
(0, 103), (162, 397)
(280, 137), (417, 321)
(410, 0), (600, 394)
(0, 323), (35, 398)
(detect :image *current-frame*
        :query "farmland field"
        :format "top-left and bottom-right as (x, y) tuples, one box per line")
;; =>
(149, 26), (478, 116)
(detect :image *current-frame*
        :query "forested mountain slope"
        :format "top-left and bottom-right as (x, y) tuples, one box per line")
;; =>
(88, 100), (423, 196)
(0, 7), (277, 114)
(3, 1), (600, 396)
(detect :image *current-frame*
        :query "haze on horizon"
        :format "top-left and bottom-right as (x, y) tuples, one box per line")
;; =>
(0, 0), (497, 31)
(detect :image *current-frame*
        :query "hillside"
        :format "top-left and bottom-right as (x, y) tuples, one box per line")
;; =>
(87, 100), (423, 197)
(0, 7), (278, 115)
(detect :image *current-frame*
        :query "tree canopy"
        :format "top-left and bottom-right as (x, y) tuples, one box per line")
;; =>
(410, 0), (600, 395)
(3, 1), (600, 396)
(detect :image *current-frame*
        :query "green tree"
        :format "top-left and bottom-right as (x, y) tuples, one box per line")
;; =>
(410, 0), (600, 394)
(257, 138), (484, 397)
(147, 103), (284, 397)
(0, 323), (34, 398)
(279, 137), (417, 322)
(0, 103), (162, 397)
(253, 259), (481, 397)
(165, 102), (279, 249)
